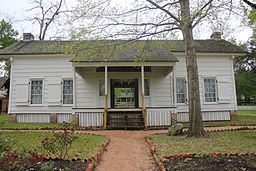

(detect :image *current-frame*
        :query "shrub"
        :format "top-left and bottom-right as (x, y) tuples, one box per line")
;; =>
(41, 130), (78, 159)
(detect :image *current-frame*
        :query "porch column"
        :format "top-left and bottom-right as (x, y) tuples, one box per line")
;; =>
(72, 66), (76, 108)
(141, 65), (145, 108)
(141, 66), (147, 128)
(173, 66), (177, 107)
(104, 65), (108, 129)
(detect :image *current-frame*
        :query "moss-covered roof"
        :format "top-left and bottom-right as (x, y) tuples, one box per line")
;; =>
(0, 40), (245, 62)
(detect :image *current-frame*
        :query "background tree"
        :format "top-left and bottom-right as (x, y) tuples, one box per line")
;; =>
(0, 19), (18, 76)
(234, 1), (256, 105)
(28, 0), (67, 40)
(70, 0), (237, 137)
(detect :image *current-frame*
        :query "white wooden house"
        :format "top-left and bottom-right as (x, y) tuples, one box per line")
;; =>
(0, 33), (244, 128)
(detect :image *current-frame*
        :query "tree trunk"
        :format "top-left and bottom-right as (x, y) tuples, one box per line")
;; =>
(180, 0), (205, 137)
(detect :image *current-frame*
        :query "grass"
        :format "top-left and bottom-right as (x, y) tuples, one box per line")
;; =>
(237, 110), (256, 115)
(180, 110), (256, 127)
(150, 130), (256, 157)
(0, 131), (107, 158)
(0, 115), (72, 129)
(0, 110), (256, 129)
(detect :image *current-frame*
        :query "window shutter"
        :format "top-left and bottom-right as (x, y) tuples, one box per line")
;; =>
(47, 78), (62, 106)
(217, 76), (231, 104)
(15, 78), (29, 106)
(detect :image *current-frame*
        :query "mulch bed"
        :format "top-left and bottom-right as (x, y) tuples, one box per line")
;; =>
(162, 154), (256, 171)
(18, 159), (88, 171)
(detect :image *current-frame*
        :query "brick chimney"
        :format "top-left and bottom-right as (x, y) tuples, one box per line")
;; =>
(23, 33), (34, 42)
(210, 32), (222, 40)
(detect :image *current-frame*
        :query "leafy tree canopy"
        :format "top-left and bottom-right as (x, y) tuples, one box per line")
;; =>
(0, 19), (18, 49)
(0, 19), (18, 76)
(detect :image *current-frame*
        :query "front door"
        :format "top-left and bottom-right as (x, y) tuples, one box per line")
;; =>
(110, 79), (138, 108)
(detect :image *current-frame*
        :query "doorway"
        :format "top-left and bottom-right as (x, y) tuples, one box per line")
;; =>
(110, 79), (138, 108)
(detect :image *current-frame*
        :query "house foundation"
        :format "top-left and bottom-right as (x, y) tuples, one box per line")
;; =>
(8, 114), (17, 123)
(50, 113), (57, 123)
(230, 110), (236, 121)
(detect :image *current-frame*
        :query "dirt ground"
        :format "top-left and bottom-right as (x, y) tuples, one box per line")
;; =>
(90, 130), (166, 171)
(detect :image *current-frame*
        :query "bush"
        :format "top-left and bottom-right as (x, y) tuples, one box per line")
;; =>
(41, 130), (78, 159)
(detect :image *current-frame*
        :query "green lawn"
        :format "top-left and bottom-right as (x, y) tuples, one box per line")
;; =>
(237, 110), (256, 115)
(150, 130), (256, 157)
(179, 110), (256, 127)
(0, 110), (256, 129)
(0, 131), (107, 158)
(0, 115), (72, 129)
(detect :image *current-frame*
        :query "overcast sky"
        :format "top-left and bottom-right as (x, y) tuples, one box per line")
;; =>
(0, 0), (253, 42)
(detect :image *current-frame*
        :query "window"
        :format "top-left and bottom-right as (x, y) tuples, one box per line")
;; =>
(63, 80), (73, 104)
(176, 78), (186, 103)
(144, 79), (150, 96)
(99, 80), (105, 96)
(204, 78), (217, 102)
(30, 80), (43, 104)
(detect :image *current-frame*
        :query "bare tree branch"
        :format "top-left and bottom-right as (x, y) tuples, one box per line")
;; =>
(191, 0), (214, 24)
(145, 0), (181, 25)
(243, 0), (256, 9)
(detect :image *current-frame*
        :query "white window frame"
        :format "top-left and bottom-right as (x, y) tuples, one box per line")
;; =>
(203, 77), (218, 104)
(176, 78), (187, 105)
(62, 78), (73, 105)
(29, 79), (44, 106)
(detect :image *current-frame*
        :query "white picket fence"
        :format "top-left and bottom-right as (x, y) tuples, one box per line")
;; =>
(238, 106), (256, 110)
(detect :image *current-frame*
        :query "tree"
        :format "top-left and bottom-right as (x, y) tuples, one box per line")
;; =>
(0, 19), (18, 76)
(234, 1), (256, 104)
(70, 0), (236, 137)
(28, 0), (67, 40)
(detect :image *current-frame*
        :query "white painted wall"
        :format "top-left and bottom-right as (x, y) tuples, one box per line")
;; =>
(9, 52), (237, 117)
(173, 53), (237, 112)
(9, 55), (73, 114)
(75, 66), (172, 108)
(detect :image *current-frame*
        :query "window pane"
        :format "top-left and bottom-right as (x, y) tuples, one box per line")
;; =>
(176, 79), (186, 103)
(204, 79), (217, 102)
(63, 80), (73, 104)
(30, 80), (43, 104)
(99, 80), (105, 96)
(144, 79), (150, 96)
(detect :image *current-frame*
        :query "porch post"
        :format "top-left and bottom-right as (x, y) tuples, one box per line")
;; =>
(104, 65), (108, 129)
(141, 65), (145, 108)
(141, 66), (147, 128)
(72, 66), (76, 108)
(173, 66), (177, 107)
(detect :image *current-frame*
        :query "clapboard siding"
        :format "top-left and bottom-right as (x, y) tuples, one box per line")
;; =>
(78, 112), (103, 127)
(16, 113), (50, 123)
(57, 113), (72, 123)
(147, 109), (173, 126)
(9, 55), (73, 114)
(177, 111), (231, 122)
(174, 54), (237, 112)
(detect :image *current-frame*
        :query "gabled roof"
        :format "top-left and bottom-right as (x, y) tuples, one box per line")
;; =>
(0, 40), (245, 62)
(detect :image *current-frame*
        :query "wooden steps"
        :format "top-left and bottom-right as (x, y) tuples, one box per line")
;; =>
(107, 109), (145, 129)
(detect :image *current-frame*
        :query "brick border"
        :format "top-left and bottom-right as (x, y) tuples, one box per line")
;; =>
(85, 137), (110, 171)
(1, 130), (109, 171)
(146, 126), (256, 171)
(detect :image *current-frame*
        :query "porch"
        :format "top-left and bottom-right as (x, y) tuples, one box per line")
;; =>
(72, 63), (177, 129)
